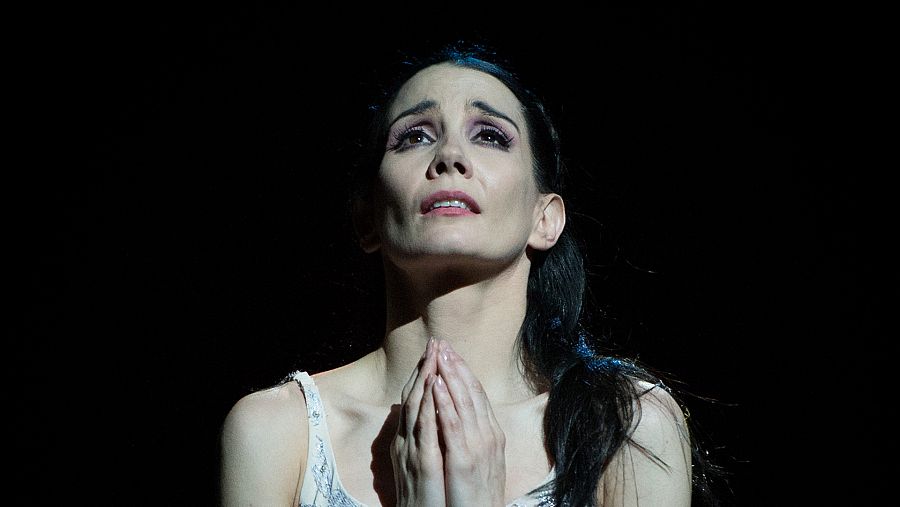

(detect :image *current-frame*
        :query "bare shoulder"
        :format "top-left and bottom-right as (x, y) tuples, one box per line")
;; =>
(220, 380), (309, 507)
(221, 380), (309, 449)
(632, 379), (689, 435)
(631, 380), (691, 459)
(598, 379), (693, 506)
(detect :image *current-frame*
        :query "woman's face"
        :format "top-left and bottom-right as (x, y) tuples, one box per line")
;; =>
(365, 63), (552, 272)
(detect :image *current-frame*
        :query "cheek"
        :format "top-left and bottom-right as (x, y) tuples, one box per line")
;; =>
(488, 151), (538, 196)
(486, 167), (540, 230)
(376, 160), (410, 207)
(378, 150), (430, 194)
(375, 160), (422, 233)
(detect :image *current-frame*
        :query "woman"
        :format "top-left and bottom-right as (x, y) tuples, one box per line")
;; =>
(221, 43), (715, 506)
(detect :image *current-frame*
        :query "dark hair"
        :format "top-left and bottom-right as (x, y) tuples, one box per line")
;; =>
(348, 41), (723, 506)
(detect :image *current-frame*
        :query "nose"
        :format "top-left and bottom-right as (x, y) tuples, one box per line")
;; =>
(426, 135), (473, 179)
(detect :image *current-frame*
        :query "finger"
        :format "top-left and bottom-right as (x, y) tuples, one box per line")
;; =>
(436, 340), (487, 434)
(414, 373), (440, 451)
(397, 345), (425, 438)
(399, 338), (437, 437)
(432, 373), (463, 448)
(401, 338), (432, 403)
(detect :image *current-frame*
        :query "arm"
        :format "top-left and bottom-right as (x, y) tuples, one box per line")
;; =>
(597, 382), (693, 506)
(220, 382), (308, 507)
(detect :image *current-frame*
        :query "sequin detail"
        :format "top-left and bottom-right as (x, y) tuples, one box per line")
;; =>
(309, 435), (362, 507)
(512, 481), (557, 507)
(531, 487), (557, 507)
(292, 371), (323, 428)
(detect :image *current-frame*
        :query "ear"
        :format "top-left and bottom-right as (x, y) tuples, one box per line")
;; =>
(528, 193), (565, 251)
(351, 195), (381, 254)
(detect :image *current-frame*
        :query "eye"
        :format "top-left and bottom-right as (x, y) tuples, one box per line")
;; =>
(472, 125), (512, 149)
(389, 127), (435, 151)
(406, 131), (430, 145)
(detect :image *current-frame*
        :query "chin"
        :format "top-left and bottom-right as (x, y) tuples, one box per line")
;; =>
(391, 244), (515, 274)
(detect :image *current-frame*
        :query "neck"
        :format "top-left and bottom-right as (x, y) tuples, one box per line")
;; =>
(364, 253), (541, 408)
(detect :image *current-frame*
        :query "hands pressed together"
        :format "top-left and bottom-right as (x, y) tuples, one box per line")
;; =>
(391, 337), (507, 507)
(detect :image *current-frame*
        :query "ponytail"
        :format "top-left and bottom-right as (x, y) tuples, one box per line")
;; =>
(521, 225), (719, 505)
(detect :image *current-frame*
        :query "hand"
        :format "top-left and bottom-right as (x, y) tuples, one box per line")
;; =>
(391, 337), (446, 507)
(433, 340), (507, 507)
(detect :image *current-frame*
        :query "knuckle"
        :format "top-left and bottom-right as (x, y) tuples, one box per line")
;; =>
(391, 448), (405, 466)
(417, 446), (440, 465)
(445, 417), (462, 433)
(449, 459), (476, 475)
(412, 418), (427, 440)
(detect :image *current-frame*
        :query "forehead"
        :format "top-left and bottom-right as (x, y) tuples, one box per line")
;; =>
(389, 63), (524, 122)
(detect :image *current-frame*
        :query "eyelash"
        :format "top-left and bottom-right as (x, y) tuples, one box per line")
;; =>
(388, 124), (514, 152)
(473, 125), (513, 149)
(389, 127), (434, 151)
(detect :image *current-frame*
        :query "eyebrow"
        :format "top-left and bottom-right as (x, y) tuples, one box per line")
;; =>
(386, 98), (521, 134)
(388, 99), (438, 129)
(471, 100), (521, 134)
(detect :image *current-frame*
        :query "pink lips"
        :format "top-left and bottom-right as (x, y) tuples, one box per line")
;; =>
(420, 190), (481, 215)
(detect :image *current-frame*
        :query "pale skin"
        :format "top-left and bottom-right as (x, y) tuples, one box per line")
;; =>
(220, 63), (692, 506)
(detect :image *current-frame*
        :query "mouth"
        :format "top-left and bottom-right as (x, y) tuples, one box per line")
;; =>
(420, 190), (481, 215)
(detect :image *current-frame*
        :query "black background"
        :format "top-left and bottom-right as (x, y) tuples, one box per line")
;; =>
(13, 5), (884, 506)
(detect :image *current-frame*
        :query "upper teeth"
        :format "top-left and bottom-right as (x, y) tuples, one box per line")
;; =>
(431, 200), (469, 210)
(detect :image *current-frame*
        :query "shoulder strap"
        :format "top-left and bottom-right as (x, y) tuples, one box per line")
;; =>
(289, 370), (360, 506)
(290, 370), (326, 429)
